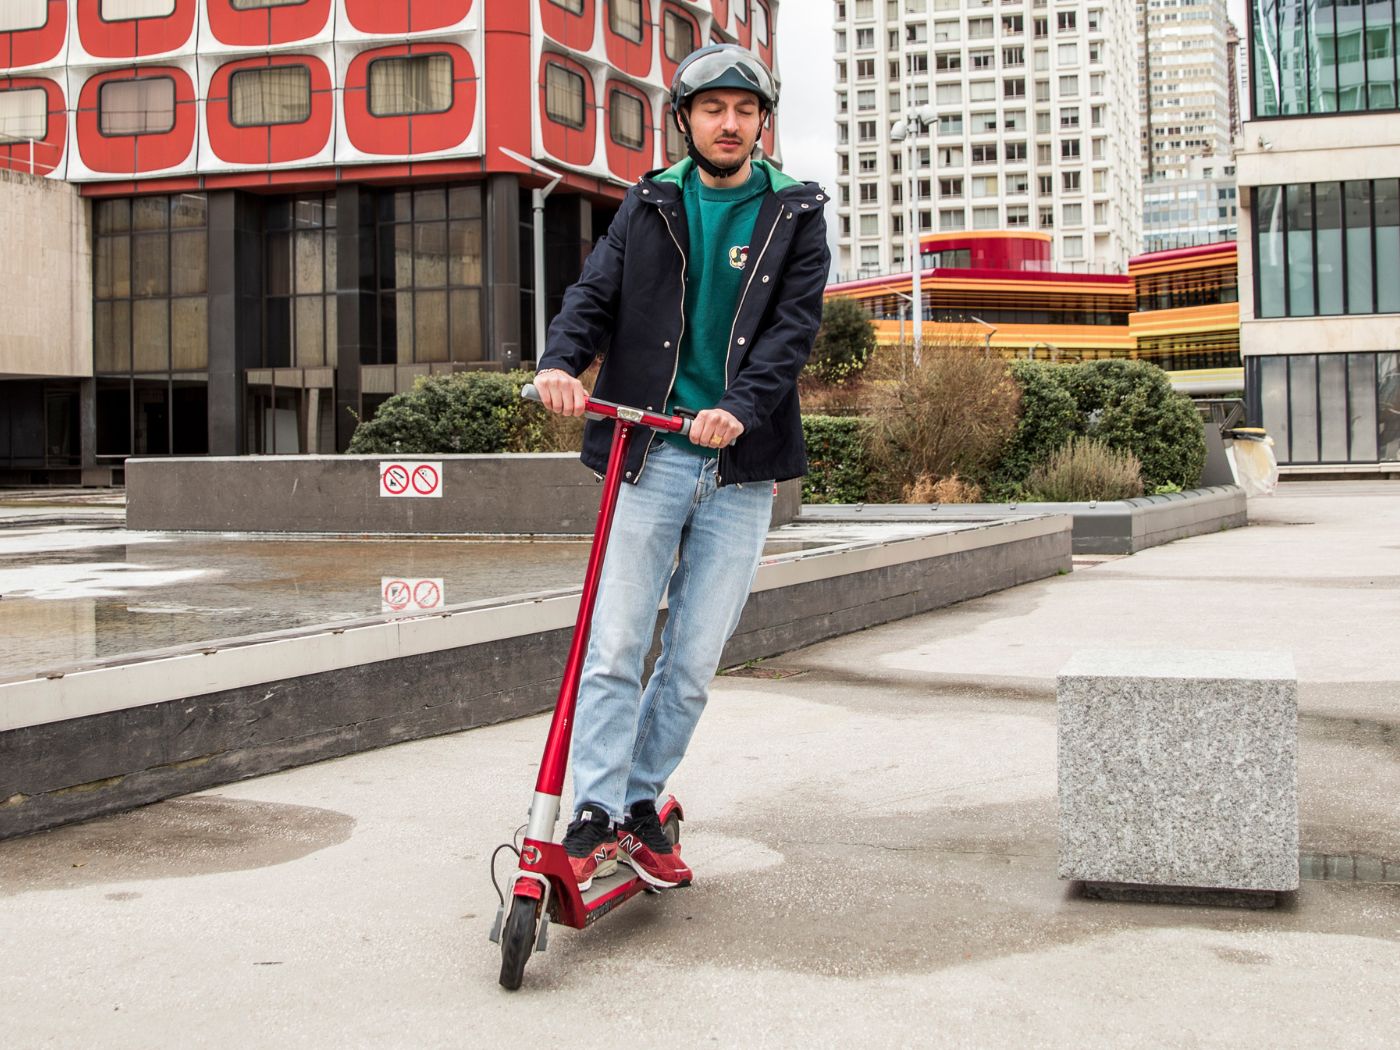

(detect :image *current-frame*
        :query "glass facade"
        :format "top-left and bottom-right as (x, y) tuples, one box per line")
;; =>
(262, 194), (337, 368)
(375, 184), (484, 364)
(93, 193), (209, 458)
(1254, 178), (1400, 317)
(1247, 351), (1400, 463)
(1252, 0), (1400, 116)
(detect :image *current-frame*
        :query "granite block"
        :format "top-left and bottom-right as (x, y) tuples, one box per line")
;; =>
(1058, 649), (1298, 892)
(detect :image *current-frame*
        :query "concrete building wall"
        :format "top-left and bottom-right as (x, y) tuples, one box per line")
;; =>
(834, 0), (1143, 279)
(0, 167), (90, 378)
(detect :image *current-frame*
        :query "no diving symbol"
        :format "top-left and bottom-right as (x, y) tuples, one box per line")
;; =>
(410, 464), (439, 496)
(383, 578), (411, 611)
(413, 579), (441, 609)
(382, 464), (410, 495)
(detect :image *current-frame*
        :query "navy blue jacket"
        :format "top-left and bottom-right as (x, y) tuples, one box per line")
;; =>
(538, 158), (830, 486)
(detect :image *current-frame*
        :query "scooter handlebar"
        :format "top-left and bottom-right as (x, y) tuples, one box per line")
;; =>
(520, 384), (692, 437)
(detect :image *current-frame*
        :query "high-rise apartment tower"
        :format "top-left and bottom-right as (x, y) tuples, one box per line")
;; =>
(1137, 0), (1234, 181)
(834, 0), (1142, 278)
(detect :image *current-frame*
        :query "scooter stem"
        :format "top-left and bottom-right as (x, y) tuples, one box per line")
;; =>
(532, 417), (635, 810)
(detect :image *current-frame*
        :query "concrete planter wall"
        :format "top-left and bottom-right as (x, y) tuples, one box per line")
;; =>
(801, 486), (1248, 555)
(0, 515), (1071, 839)
(126, 455), (802, 534)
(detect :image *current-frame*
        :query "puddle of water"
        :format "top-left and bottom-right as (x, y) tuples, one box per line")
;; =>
(0, 520), (979, 681)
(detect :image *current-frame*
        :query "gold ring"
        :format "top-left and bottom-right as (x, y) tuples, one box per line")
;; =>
(712, 435), (723, 446)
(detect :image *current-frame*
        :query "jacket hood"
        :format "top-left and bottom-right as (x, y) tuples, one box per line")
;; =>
(643, 158), (820, 201)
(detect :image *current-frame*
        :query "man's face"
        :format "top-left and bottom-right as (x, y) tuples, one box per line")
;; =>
(682, 88), (763, 169)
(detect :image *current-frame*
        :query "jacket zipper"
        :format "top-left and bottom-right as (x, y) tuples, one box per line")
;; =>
(635, 200), (688, 485)
(717, 203), (786, 487)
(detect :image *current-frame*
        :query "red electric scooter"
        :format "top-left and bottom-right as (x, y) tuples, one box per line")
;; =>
(488, 384), (691, 991)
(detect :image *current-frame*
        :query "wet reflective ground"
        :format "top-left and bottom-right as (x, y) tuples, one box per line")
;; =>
(0, 523), (909, 682)
(0, 527), (594, 680)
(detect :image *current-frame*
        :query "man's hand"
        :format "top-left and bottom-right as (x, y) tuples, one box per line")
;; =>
(534, 369), (587, 416)
(689, 408), (744, 449)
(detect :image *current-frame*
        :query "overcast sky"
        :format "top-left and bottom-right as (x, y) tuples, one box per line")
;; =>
(775, 0), (1251, 271)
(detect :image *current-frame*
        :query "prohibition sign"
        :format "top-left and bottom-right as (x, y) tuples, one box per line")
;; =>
(382, 464), (410, 495)
(383, 578), (411, 610)
(410, 463), (440, 496)
(413, 579), (442, 608)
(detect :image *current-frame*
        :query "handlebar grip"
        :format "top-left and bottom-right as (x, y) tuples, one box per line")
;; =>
(520, 383), (541, 403)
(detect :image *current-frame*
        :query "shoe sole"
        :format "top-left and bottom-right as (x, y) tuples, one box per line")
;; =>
(618, 851), (690, 889)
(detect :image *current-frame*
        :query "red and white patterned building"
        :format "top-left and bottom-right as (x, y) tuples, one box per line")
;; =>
(0, 0), (779, 473)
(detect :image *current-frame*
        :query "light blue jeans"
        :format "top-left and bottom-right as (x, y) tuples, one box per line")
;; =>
(571, 440), (774, 823)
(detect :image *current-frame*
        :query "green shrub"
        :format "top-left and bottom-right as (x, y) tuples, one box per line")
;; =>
(348, 369), (551, 454)
(979, 360), (1079, 500)
(802, 415), (874, 503)
(807, 296), (877, 385)
(1025, 436), (1144, 502)
(1062, 360), (1206, 490)
(982, 358), (1206, 497)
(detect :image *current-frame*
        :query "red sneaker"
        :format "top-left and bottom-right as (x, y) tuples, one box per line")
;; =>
(617, 800), (692, 888)
(562, 806), (617, 891)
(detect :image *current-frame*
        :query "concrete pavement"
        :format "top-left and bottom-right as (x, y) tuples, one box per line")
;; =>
(2, 482), (1398, 1048)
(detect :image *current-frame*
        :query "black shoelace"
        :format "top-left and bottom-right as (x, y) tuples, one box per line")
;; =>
(625, 812), (672, 853)
(562, 815), (612, 855)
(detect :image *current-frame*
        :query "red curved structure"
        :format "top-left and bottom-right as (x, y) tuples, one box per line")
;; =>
(0, 75), (66, 174)
(342, 42), (477, 156)
(343, 0), (474, 36)
(205, 55), (334, 165)
(603, 79), (652, 183)
(205, 0), (332, 48)
(602, 0), (652, 80)
(75, 65), (196, 174)
(0, 0), (66, 69)
(75, 0), (198, 60)
(538, 0), (595, 53)
(537, 51), (595, 168)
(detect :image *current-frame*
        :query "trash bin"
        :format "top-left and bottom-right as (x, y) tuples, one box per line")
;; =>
(1224, 427), (1278, 497)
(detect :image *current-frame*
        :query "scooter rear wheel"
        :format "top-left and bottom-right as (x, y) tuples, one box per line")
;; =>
(663, 809), (681, 848)
(498, 895), (539, 991)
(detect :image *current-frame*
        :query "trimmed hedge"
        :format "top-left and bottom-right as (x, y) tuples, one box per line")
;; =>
(802, 415), (873, 504)
(347, 369), (568, 455)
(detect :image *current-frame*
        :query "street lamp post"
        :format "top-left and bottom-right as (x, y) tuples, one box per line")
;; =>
(968, 314), (997, 356)
(890, 104), (935, 362)
(499, 147), (564, 363)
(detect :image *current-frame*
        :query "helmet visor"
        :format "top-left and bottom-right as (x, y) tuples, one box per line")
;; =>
(676, 50), (775, 106)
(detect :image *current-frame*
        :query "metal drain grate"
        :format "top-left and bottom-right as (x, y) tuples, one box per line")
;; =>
(1299, 852), (1400, 884)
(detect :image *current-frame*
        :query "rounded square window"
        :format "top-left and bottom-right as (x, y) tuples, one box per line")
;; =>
(99, 77), (177, 137)
(609, 89), (644, 149)
(368, 54), (453, 117)
(0, 88), (47, 145)
(230, 65), (312, 127)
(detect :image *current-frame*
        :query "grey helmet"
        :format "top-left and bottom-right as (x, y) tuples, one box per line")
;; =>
(670, 43), (778, 113)
(669, 44), (777, 178)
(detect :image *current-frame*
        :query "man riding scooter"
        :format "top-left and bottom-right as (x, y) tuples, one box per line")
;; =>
(532, 43), (830, 890)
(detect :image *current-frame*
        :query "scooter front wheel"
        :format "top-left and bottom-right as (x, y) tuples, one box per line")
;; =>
(498, 895), (539, 991)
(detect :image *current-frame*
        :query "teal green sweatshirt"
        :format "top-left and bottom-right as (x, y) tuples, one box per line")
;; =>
(662, 163), (770, 456)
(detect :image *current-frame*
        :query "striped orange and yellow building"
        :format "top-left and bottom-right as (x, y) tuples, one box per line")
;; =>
(826, 233), (1241, 393)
